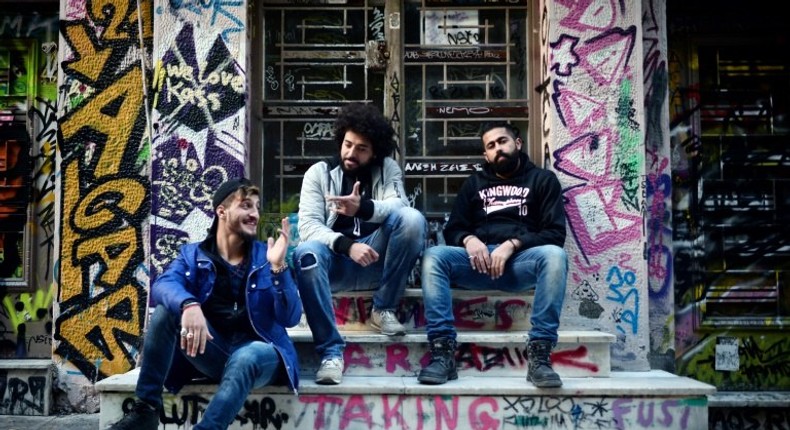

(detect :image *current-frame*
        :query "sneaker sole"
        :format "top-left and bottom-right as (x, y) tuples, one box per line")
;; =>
(418, 372), (458, 385)
(369, 322), (406, 336)
(315, 376), (342, 385)
(527, 376), (563, 388)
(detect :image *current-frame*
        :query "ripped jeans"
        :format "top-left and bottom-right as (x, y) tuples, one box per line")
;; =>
(293, 207), (427, 360)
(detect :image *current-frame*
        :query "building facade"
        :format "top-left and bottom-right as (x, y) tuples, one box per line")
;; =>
(0, 0), (786, 425)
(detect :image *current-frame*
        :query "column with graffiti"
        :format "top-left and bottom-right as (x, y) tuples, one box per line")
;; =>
(542, 1), (651, 370)
(55, 0), (153, 409)
(148, 0), (249, 281)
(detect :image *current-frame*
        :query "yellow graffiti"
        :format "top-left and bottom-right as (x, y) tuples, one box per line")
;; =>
(73, 178), (146, 229)
(62, 22), (113, 82)
(76, 227), (139, 287)
(60, 68), (145, 178)
(57, 282), (142, 377)
(60, 162), (83, 302)
(1, 285), (55, 334)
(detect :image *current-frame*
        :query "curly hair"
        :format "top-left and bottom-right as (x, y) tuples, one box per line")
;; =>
(333, 103), (396, 162)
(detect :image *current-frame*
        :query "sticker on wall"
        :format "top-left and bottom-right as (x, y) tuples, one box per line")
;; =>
(715, 336), (739, 371)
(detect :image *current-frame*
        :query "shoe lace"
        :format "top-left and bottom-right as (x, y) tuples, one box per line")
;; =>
(378, 310), (398, 323)
(321, 358), (342, 370)
(529, 342), (553, 366)
(429, 340), (455, 365)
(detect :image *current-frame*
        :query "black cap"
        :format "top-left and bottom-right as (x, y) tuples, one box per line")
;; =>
(208, 177), (253, 235)
(212, 177), (252, 209)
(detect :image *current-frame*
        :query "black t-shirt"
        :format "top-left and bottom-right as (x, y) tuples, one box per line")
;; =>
(198, 239), (256, 339)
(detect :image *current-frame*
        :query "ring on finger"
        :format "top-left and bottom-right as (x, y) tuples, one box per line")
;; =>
(186, 332), (194, 339)
(180, 328), (188, 337)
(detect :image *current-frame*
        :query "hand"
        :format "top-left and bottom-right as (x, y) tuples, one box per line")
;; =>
(267, 217), (289, 270)
(349, 242), (379, 267)
(488, 242), (516, 279)
(464, 236), (491, 275)
(180, 306), (213, 357)
(326, 181), (361, 216)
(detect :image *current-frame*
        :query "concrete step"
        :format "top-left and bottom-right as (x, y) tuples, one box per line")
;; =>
(289, 329), (615, 378)
(96, 368), (716, 430)
(0, 359), (54, 416)
(307, 287), (537, 332)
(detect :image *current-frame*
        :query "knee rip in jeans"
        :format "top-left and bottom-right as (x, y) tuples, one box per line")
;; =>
(298, 253), (318, 270)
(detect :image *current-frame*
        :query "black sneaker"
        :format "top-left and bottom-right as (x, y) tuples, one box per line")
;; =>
(108, 400), (160, 430)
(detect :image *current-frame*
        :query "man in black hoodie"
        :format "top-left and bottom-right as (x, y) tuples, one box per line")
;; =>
(418, 122), (568, 388)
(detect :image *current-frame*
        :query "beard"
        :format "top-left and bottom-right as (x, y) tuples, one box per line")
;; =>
(228, 217), (258, 243)
(341, 157), (372, 176)
(491, 151), (520, 176)
(239, 230), (257, 243)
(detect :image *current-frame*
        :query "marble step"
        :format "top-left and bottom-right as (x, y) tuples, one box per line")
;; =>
(96, 368), (716, 430)
(310, 287), (539, 332)
(288, 329), (615, 378)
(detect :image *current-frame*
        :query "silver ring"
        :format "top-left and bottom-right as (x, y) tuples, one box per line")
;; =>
(186, 332), (194, 339)
(469, 255), (476, 260)
(180, 328), (188, 337)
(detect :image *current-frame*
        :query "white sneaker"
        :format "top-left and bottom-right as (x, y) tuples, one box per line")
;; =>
(369, 308), (406, 336)
(315, 357), (344, 385)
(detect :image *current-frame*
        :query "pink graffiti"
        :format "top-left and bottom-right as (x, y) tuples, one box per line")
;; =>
(556, 0), (618, 32)
(575, 26), (636, 86)
(554, 129), (642, 257)
(553, 88), (608, 132)
(455, 297), (527, 330)
(552, 346), (599, 372)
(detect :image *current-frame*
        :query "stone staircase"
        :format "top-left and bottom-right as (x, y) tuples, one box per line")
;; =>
(96, 288), (716, 429)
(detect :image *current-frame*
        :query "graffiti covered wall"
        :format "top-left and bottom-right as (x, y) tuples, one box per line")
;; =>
(641, 0), (674, 371)
(668, 1), (790, 394)
(0, 7), (59, 360)
(544, 1), (649, 370)
(54, 0), (152, 410)
(149, 0), (248, 281)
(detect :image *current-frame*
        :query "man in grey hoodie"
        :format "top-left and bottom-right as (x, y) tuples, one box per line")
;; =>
(294, 103), (427, 385)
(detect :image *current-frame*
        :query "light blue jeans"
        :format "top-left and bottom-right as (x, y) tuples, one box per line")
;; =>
(421, 244), (567, 344)
(135, 305), (282, 430)
(294, 207), (427, 360)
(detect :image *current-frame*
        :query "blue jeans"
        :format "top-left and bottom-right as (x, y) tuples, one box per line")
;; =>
(135, 305), (283, 430)
(294, 207), (426, 360)
(421, 244), (567, 344)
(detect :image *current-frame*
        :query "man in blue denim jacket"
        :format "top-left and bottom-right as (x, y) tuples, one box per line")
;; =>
(109, 178), (302, 430)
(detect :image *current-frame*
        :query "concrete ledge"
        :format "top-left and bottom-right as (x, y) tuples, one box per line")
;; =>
(98, 369), (716, 430)
(287, 329), (615, 344)
(0, 359), (53, 369)
(98, 369), (714, 397)
(290, 330), (614, 378)
(0, 359), (54, 416)
(708, 391), (790, 408)
(339, 287), (534, 298)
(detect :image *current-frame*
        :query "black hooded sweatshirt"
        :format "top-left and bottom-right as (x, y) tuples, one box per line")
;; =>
(444, 152), (566, 250)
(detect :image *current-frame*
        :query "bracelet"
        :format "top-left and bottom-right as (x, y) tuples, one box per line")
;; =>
(181, 302), (200, 311)
(508, 239), (519, 250)
(271, 264), (288, 275)
(463, 235), (475, 246)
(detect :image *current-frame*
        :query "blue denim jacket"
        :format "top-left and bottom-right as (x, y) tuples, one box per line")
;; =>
(152, 240), (303, 394)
